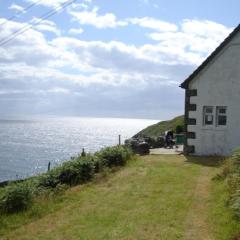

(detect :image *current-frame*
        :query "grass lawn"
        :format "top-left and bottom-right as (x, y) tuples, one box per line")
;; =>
(0, 155), (239, 240)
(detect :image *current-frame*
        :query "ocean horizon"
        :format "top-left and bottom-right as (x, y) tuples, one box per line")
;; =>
(0, 116), (158, 182)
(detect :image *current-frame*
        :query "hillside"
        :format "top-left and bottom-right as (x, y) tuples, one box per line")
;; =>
(134, 115), (184, 138)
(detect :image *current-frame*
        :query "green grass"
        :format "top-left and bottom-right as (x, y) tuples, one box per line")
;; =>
(134, 115), (184, 138)
(0, 155), (239, 240)
(208, 177), (240, 239)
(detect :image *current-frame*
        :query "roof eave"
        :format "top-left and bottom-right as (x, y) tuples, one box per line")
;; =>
(179, 23), (240, 90)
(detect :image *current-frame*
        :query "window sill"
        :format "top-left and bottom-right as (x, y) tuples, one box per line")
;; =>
(201, 126), (227, 131)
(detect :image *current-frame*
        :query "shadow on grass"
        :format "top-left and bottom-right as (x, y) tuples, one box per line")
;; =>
(184, 155), (226, 167)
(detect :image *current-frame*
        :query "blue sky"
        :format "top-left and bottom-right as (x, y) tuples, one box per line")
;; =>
(0, 0), (238, 119)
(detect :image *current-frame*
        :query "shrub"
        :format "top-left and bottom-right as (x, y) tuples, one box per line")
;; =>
(92, 156), (106, 173)
(96, 146), (132, 167)
(230, 190), (240, 218)
(219, 149), (240, 218)
(58, 157), (94, 186)
(0, 184), (32, 214)
(0, 145), (133, 215)
(175, 124), (184, 134)
(37, 170), (60, 189)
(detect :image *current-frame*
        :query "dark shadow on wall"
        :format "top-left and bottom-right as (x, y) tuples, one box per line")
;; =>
(184, 155), (226, 167)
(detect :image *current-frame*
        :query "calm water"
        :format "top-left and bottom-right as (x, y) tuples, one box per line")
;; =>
(0, 117), (157, 182)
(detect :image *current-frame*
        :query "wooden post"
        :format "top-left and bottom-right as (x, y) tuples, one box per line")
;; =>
(118, 135), (121, 145)
(48, 161), (51, 171)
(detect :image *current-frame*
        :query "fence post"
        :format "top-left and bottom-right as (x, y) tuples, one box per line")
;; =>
(48, 161), (51, 171)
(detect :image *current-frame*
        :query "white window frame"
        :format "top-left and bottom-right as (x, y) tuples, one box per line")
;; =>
(216, 106), (227, 126)
(203, 106), (214, 126)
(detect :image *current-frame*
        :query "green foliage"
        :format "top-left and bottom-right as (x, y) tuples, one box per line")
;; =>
(37, 156), (95, 188)
(134, 115), (184, 138)
(218, 149), (240, 219)
(58, 157), (94, 186)
(0, 184), (32, 214)
(0, 145), (133, 215)
(37, 170), (60, 189)
(96, 146), (132, 167)
(231, 190), (240, 218)
(175, 124), (184, 134)
(91, 156), (105, 173)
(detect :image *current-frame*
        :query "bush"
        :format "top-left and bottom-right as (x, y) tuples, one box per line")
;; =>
(0, 184), (32, 214)
(36, 156), (95, 188)
(96, 146), (132, 167)
(92, 156), (105, 173)
(58, 157), (94, 186)
(37, 170), (60, 189)
(175, 124), (184, 134)
(0, 145), (134, 215)
(219, 149), (240, 218)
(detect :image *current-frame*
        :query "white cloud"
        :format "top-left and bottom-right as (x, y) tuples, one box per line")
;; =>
(0, 17), (234, 100)
(69, 7), (128, 29)
(148, 19), (232, 55)
(0, 15), (234, 117)
(129, 17), (178, 32)
(182, 19), (232, 38)
(31, 17), (61, 35)
(70, 2), (90, 10)
(69, 28), (84, 35)
(9, 4), (26, 13)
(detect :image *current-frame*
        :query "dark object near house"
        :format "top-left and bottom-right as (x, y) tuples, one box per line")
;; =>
(164, 130), (174, 148)
(142, 136), (165, 148)
(156, 136), (165, 148)
(125, 138), (150, 155)
(137, 142), (150, 155)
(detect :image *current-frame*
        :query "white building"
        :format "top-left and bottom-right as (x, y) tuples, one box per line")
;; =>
(180, 24), (240, 156)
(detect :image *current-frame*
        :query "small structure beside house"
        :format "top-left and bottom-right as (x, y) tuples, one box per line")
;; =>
(180, 24), (240, 156)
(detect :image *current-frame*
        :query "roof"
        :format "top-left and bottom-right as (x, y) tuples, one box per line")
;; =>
(180, 24), (240, 89)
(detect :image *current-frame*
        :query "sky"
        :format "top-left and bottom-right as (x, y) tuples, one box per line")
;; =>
(0, 0), (239, 120)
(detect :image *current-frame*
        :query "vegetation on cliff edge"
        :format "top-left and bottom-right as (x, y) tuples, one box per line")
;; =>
(134, 115), (184, 138)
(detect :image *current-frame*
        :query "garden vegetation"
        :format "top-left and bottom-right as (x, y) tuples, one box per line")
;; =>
(0, 145), (132, 214)
(218, 149), (240, 218)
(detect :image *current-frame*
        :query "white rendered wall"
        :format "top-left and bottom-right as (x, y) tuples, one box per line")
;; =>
(187, 32), (240, 156)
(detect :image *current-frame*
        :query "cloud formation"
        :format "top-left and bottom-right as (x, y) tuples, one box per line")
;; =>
(69, 7), (128, 29)
(129, 17), (178, 32)
(9, 4), (26, 13)
(0, 6), (234, 118)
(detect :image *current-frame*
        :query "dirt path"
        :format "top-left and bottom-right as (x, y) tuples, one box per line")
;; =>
(184, 166), (213, 240)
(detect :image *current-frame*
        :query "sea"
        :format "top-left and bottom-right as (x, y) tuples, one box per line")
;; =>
(0, 116), (158, 182)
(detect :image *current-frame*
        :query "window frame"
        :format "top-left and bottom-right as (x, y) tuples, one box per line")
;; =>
(203, 106), (214, 126)
(216, 106), (227, 126)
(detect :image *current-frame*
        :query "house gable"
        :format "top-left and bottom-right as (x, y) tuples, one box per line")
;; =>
(180, 24), (240, 89)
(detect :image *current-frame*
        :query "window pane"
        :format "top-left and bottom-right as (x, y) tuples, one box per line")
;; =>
(205, 115), (213, 125)
(218, 115), (227, 125)
(205, 107), (213, 113)
(218, 108), (226, 114)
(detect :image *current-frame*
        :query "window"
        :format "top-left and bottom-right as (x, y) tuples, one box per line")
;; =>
(203, 106), (214, 125)
(216, 106), (227, 126)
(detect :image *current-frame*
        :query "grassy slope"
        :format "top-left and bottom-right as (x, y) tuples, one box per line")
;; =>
(0, 155), (239, 240)
(208, 179), (240, 239)
(134, 115), (184, 138)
